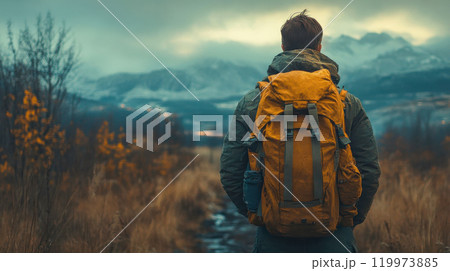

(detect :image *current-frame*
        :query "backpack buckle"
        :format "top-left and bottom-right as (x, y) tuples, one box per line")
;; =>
(286, 129), (294, 138)
(335, 125), (351, 148)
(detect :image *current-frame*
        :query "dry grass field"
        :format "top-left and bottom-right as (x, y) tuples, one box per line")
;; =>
(0, 149), (222, 252)
(355, 159), (449, 252)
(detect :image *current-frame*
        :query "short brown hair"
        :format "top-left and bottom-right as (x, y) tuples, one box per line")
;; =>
(281, 10), (323, 51)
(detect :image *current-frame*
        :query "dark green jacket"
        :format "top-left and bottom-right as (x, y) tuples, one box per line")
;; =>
(220, 49), (381, 226)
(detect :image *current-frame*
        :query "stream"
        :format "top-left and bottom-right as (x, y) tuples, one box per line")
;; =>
(200, 199), (256, 253)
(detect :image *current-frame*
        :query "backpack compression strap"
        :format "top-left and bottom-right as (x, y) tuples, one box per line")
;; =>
(283, 103), (294, 202)
(307, 103), (324, 203)
(281, 103), (323, 206)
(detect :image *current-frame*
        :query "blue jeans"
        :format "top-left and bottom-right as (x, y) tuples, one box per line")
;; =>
(253, 226), (358, 253)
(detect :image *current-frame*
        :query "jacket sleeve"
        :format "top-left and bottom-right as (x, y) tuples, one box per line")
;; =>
(220, 98), (251, 217)
(345, 94), (381, 226)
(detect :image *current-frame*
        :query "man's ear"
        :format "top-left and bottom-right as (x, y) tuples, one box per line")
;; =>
(281, 44), (285, 51)
(317, 43), (322, 52)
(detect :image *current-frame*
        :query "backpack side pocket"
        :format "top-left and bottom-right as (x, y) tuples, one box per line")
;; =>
(244, 170), (264, 226)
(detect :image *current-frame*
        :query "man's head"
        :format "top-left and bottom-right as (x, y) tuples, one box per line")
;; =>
(281, 9), (323, 52)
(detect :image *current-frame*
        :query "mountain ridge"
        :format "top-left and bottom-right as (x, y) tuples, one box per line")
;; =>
(69, 32), (450, 134)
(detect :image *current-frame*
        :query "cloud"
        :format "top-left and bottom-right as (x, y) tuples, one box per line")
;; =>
(170, 5), (340, 56)
(362, 11), (438, 44)
(0, 0), (448, 76)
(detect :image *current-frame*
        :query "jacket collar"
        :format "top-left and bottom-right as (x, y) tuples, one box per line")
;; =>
(266, 48), (340, 85)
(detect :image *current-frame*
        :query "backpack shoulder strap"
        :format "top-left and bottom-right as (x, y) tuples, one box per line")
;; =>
(339, 89), (348, 105)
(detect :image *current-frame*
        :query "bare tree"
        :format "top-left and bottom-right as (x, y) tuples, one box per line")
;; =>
(0, 12), (79, 252)
(18, 12), (78, 120)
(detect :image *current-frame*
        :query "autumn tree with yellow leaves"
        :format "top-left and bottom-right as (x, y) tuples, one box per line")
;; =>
(0, 13), (194, 252)
(0, 13), (78, 252)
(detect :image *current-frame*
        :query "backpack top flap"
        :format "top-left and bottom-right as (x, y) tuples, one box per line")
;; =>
(255, 69), (344, 131)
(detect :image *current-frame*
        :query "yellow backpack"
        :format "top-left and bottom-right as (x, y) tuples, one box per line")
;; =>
(246, 69), (362, 237)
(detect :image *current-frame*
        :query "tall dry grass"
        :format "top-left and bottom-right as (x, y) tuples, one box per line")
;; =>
(355, 159), (449, 252)
(0, 154), (222, 252)
(65, 161), (222, 252)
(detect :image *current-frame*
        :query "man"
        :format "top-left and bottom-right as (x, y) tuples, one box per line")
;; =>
(220, 10), (381, 253)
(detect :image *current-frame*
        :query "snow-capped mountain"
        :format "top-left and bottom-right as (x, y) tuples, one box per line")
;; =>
(324, 33), (450, 81)
(76, 59), (263, 108)
(323, 33), (411, 72)
(71, 32), (450, 134)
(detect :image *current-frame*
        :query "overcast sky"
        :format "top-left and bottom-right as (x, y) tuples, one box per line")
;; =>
(0, 0), (448, 77)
